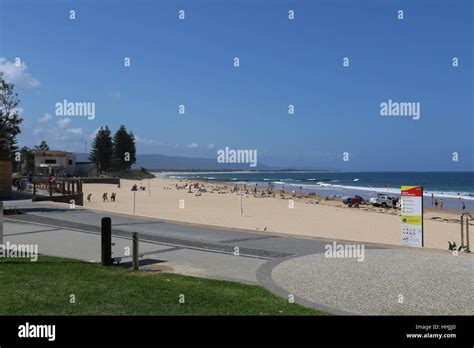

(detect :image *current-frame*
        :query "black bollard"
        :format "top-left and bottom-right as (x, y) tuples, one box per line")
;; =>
(132, 232), (139, 270)
(101, 217), (113, 266)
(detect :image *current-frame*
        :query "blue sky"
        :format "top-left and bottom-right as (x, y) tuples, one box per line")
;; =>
(0, 0), (472, 171)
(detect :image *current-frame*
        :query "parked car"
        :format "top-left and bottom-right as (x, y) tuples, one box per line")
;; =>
(369, 193), (399, 208)
(342, 195), (365, 207)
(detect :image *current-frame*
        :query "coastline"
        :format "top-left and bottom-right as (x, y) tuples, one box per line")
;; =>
(156, 171), (474, 210)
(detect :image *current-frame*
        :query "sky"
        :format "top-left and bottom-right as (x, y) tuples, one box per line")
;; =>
(0, 0), (472, 171)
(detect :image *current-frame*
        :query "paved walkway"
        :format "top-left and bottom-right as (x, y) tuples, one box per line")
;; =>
(2, 200), (473, 315)
(266, 249), (473, 315)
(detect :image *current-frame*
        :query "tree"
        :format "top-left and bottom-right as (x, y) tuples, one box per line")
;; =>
(18, 146), (34, 175)
(112, 125), (136, 170)
(0, 74), (23, 160)
(34, 140), (50, 151)
(89, 126), (113, 172)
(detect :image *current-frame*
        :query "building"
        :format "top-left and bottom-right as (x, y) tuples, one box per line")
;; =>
(34, 151), (98, 177)
(34, 151), (76, 176)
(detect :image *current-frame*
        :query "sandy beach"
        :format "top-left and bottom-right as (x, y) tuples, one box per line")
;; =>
(81, 177), (470, 251)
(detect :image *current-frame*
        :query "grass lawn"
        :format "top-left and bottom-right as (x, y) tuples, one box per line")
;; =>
(0, 256), (327, 315)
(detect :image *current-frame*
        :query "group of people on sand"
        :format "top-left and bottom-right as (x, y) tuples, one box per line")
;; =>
(175, 182), (207, 194)
(86, 192), (117, 203)
(131, 183), (146, 191)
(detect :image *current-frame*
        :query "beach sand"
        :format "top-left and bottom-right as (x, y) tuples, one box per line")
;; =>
(81, 177), (470, 251)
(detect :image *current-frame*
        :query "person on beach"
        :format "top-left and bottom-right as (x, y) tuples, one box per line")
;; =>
(431, 193), (434, 206)
(461, 201), (466, 212)
(439, 198), (444, 210)
(111, 192), (116, 202)
(87, 194), (92, 203)
(434, 199), (438, 208)
(102, 192), (108, 202)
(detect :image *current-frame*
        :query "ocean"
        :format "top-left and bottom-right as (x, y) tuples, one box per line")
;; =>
(159, 171), (474, 211)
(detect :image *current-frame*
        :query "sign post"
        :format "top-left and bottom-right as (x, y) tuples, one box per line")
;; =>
(400, 186), (424, 247)
(239, 188), (243, 216)
(133, 191), (136, 214)
(131, 185), (138, 214)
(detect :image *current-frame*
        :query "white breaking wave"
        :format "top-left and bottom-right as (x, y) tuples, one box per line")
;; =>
(308, 182), (474, 200)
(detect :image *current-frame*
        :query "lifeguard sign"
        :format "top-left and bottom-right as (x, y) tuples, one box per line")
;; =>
(401, 186), (423, 247)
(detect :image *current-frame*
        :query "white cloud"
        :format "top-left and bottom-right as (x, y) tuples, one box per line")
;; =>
(31, 122), (84, 148)
(38, 113), (53, 123)
(168, 142), (179, 148)
(0, 57), (40, 89)
(66, 128), (82, 135)
(32, 127), (44, 136)
(135, 135), (156, 145)
(58, 117), (72, 128)
(207, 143), (216, 149)
(186, 142), (199, 149)
(108, 91), (121, 98)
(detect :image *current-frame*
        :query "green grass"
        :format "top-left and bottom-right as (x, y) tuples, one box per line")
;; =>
(0, 256), (326, 315)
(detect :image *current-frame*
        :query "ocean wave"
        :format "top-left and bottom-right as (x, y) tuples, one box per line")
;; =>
(301, 178), (332, 182)
(306, 182), (474, 200)
(286, 183), (325, 189)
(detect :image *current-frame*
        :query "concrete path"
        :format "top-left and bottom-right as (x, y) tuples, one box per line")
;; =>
(267, 249), (473, 315)
(2, 200), (473, 315)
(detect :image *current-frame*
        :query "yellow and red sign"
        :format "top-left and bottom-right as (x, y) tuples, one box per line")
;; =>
(401, 186), (423, 247)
